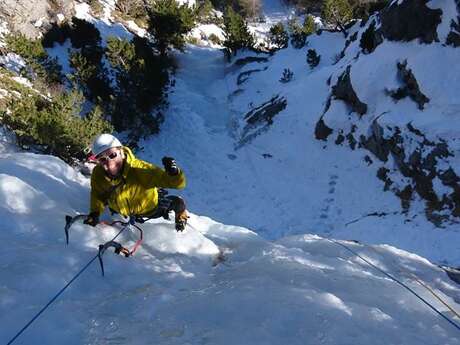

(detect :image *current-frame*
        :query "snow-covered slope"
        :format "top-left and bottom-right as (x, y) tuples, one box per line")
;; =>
(2, 1), (460, 343)
(318, 0), (460, 225)
(1, 150), (460, 344)
(134, 0), (460, 267)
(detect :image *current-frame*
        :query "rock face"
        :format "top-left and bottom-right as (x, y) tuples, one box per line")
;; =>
(315, 116), (333, 141)
(0, 0), (74, 38)
(314, 0), (460, 225)
(446, 16), (460, 47)
(331, 66), (368, 116)
(386, 60), (430, 110)
(380, 0), (442, 43)
(237, 95), (287, 148)
(359, 20), (383, 54)
(360, 120), (460, 225)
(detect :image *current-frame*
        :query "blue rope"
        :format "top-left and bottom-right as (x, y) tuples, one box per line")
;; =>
(6, 254), (99, 345)
(327, 238), (460, 332)
(6, 223), (129, 345)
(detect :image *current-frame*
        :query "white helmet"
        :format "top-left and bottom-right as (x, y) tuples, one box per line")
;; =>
(92, 134), (122, 156)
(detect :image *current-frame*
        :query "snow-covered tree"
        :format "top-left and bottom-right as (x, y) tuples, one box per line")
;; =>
(223, 6), (254, 57)
(147, 0), (196, 55)
(269, 22), (288, 49)
(322, 0), (353, 36)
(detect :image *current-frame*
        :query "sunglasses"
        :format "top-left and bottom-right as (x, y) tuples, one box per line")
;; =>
(97, 151), (119, 164)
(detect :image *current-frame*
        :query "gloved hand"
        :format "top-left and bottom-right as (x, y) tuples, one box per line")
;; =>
(83, 212), (99, 227)
(162, 156), (180, 176)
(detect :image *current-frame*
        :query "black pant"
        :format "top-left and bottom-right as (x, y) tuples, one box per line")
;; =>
(148, 195), (186, 220)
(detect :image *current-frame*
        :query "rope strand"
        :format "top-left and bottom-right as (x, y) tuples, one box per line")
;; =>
(326, 238), (460, 332)
(6, 223), (129, 345)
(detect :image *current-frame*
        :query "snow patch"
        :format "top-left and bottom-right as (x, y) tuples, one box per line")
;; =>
(75, 2), (92, 21)
(320, 292), (353, 316)
(0, 174), (55, 214)
(0, 53), (27, 74)
(427, 0), (459, 42)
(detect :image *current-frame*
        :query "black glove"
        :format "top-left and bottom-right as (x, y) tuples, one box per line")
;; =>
(83, 212), (99, 227)
(162, 156), (180, 176)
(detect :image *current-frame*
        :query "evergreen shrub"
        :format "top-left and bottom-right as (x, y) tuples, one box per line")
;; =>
(222, 6), (254, 57)
(5, 33), (63, 86)
(269, 22), (288, 49)
(1, 88), (112, 163)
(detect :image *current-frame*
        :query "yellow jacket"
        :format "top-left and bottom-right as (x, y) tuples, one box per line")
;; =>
(90, 147), (186, 217)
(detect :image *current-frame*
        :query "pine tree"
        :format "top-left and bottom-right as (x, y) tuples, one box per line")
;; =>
(5, 33), (63, 86)
(268, 22), (288, 49)
(288, 19), (306, 49)
(69, 17), (101, 49)
(106, 36), (169, 134)
(235, 0), (261, 19)
(322, 0), (353, 36)
(303, 14), (316, 36)
(106, 37), (137, 72)
(279, 68), (293, 83)
(307, 48), (320, 68)
(116, 0), (147, 19)
(197, 0), (214, 21)
(147, 0), (196, 55)
(68, 45), (112, 104)
(223, 6), (254, 57)
(2, 89), (112, 163)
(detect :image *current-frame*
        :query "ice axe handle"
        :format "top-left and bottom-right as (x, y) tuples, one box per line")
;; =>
(65, 215), (73, 245)
(64, 214), (88, 245)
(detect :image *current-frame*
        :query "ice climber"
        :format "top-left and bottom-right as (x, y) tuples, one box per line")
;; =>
(84, 133), (189, 231)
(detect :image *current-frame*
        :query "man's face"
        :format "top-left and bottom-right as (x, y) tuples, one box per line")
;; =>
(97, 147), (124, 177)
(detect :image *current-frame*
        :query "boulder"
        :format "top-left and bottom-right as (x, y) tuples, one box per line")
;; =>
(0, 0), (74, 39)
(380, 0), (442, 43)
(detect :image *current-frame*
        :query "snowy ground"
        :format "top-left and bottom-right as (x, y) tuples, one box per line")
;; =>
(1, 150), (460, 344)
(137, 36), (460, 267)
(124, 0), (460, 269)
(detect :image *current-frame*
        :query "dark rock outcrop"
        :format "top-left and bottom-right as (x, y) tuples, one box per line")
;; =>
(234, 56), (269, 66)
(225, 56), (270, 74)
(376, 167), (392, 191)
(386, 60), (430, 110)
(360, 20), (383, 54)
(359, 120), (460, 224)
(313, 0), (458, 225)
(380, 0), (442, 43)
(237, 67), (267, 85)
(331, 66), (368, 116)
(360, 120), (392, 162)
(446, 17), (460, 47)
(237, 95), (287, 147)
(315, 117), (333, 141)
